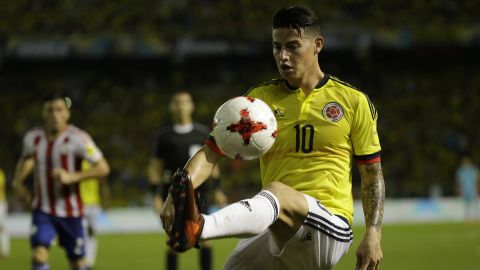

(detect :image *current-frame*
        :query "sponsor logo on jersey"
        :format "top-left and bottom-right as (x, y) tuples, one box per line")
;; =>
(322, 102), (344, 122)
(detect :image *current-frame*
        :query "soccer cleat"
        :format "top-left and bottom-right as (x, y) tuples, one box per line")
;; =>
(167, 168), (204, 253)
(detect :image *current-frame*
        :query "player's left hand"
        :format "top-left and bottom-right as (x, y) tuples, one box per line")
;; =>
(160, 191), (174, 234)
(355, 228), (383, 270)
(53, 168), (77, 185)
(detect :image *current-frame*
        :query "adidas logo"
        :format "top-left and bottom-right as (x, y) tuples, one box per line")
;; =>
(273, 108), (285, 118)
(239, 201), (252, 212)
(301, 231), (312, 242)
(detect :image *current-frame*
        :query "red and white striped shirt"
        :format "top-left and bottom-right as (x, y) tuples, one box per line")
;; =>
(22, 125), (103, 218)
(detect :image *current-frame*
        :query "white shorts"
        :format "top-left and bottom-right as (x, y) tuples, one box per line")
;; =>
(223, 195), (353, 270)
(83, 205), (102, 233)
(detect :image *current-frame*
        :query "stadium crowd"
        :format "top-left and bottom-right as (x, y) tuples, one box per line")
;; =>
(1, 47), (479, 209)
(1, 1), (480, 209)
(1, 0), (479, 58)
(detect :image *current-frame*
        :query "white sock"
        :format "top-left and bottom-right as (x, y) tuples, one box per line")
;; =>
(0, 229), (9, 257)
(201, 190), (280, 240)
(85, 237), (98, 267)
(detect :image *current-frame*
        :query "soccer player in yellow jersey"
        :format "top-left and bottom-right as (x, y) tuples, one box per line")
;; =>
(80, 160), (108, 268)
(161, 5), (385, 270)
(0, 167), (10, 259)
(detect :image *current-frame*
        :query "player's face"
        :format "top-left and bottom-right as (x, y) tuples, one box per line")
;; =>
(43, 99), (70, 133)
(272, 28), (322, 84)
(169, 93), (194, 122)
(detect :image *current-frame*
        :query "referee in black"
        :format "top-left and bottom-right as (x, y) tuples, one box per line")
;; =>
(148, 91), (227, 270)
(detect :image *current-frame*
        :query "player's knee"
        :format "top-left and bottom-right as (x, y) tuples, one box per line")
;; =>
(32, 246), (49, 263)
(264, 181), (290, 198)
(265, 182), (308, 220)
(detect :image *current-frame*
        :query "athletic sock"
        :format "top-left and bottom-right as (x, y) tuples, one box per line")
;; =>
(201, 190), (280, 240)
(0, 230), (9, 257)
(32, 262), (50, 270)
(85, 237), (98, 267)
(200, 247), (212, 270)
(167, 250), (177, 270)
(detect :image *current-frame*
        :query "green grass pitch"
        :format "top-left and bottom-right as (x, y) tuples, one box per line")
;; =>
(1, 222), (479, 269)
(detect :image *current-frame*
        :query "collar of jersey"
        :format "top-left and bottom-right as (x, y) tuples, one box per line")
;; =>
(173, 123), (194, 134)
(284, 74), (330, 92)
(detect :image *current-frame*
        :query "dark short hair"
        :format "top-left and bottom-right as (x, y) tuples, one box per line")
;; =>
(273, 5), (321, 37)
(42, 92), (71, 109)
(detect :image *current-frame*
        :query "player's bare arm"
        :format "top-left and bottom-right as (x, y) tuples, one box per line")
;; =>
(54, 157), (110, 185)
(356, 161), (385, 270)
(186, 145), (223, 189)
(160, 145), (222, 232)
(12, 156), (35, 204)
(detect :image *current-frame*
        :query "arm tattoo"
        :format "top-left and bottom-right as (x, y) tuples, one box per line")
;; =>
(359, 162), (385, 232)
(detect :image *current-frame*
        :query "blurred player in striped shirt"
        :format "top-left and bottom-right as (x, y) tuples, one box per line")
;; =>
(13, 93), (110, 270)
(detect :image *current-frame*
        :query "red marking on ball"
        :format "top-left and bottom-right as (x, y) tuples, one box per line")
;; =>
(227, 109), (267, 145)
(271, 130), (277, 138)
(246, 96), (255, 102)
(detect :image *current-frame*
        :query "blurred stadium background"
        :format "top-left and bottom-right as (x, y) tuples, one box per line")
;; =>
(1, 0), (480, 269)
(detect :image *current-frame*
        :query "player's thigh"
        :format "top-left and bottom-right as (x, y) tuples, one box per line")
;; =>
(265, 181), (308, 248)
(55, 216), (86, 262)
(223, 230), (274, 270)
(278, 195), (352, 269)
(30, 209), (57, 248)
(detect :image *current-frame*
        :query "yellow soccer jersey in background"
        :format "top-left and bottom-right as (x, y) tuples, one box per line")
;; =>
(0, 168), (5, 202)
(80, 160), (100, 206)
(245, 74), (381, 224)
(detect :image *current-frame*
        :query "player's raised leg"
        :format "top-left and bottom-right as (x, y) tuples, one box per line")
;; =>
(167, 168), (309, 252)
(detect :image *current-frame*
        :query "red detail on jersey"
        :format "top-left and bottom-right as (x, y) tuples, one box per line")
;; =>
(226, 109), (267, 145)
(46, 141), (56, 216)
(356, 156), (381, 164)
(33, 151), (42, 209)
(61, 137), (73, 217)
(205, 137), (225, 156)
(75, 157), (83, 216)
(246, 96), (255, 102)
(34, 136), (42, 146)
(271, 130), (277, 138)
(34, 135), (42, 209)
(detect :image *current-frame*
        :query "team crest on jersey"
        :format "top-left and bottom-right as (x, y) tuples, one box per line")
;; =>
(322, 102), (344, 122)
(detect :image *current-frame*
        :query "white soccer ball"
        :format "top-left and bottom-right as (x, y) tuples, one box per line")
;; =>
(212, 96), (277, 160)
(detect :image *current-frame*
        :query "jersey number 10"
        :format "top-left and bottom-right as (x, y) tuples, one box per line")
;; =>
(294, 124), (314, 153)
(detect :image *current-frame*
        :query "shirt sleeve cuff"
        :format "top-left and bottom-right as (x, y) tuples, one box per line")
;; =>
(354, 151), (381, 164)
(204, 135), (225, 156)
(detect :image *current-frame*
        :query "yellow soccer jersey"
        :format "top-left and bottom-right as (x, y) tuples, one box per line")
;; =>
(209, 74), (381, 224)
(0, 168), (5, 202)
(80, 160), (101, 206)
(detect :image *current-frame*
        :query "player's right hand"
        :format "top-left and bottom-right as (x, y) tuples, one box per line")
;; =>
(13, 182), (32, 206)
(160, 191), (174, 234)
